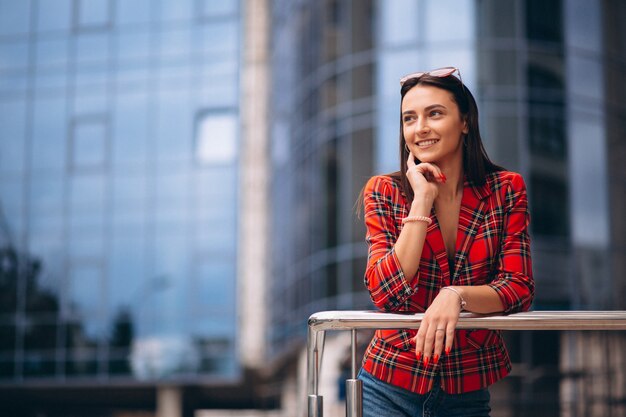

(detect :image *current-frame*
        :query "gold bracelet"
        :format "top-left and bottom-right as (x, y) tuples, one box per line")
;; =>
(401, 215), (432, 226)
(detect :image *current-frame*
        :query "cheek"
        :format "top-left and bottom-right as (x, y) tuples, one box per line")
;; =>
(402, 125), (411, 140)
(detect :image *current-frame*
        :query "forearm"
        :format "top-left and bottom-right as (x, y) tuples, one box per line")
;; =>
(394, 198), (433, 283)
(452, 285), (505, 314)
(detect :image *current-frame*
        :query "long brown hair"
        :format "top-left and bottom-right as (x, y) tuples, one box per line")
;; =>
(389, 73), (504, 203)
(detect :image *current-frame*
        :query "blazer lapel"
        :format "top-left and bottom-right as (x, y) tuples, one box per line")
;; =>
(451, 177), (493, 284)
(425, 210), (451, 281)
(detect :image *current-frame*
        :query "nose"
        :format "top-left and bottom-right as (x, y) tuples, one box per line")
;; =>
(415, 116), (430, 136)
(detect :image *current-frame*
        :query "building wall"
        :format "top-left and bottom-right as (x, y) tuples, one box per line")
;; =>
(0, 0), (241, 390)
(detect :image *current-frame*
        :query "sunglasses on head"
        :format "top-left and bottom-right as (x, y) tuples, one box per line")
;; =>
(399, 66), (463, 86)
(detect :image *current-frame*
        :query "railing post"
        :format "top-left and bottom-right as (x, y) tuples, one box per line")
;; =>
(307, 325), (326, 417)
(345, 329), (363, 417)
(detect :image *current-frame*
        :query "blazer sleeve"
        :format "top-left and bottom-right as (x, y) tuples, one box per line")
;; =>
(363, 176), (417, 311)
(488, 173), (535, 313)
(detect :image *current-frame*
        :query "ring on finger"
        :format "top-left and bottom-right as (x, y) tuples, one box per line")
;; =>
(435, 328), (445, 332)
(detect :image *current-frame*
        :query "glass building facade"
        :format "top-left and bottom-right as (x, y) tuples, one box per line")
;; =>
(269, 0), (375, 355)
(0, 0), (240, 387)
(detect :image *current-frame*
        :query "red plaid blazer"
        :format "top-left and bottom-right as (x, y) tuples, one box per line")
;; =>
(362, 171), (534, 394)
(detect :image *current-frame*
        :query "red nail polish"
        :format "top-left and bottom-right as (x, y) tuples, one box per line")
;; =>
(423, 356), (429, 366)
(416, 351), (422, 361)
(445, 347), (451, 355)
(433, 354), (439, 364)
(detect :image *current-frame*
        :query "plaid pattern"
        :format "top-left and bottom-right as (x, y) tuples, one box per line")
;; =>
(362, 171), (534, 394)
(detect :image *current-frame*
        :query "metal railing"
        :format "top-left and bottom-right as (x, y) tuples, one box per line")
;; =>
(307, 310), (626, 417)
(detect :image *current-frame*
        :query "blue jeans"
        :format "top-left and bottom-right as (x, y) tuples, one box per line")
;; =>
(358, 369), (491, 417)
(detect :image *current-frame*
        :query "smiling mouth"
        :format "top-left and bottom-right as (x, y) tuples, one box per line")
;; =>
(416, 139), (439, 147)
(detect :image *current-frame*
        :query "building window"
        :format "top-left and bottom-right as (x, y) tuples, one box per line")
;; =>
(74, 0), (111, 30)
(70, 115), (109, 172)
(194, 109), (238, 165)
(198, 0), (237, 20)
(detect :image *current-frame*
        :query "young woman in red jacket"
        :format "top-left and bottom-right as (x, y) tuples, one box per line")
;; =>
(360, 67), (534, 416)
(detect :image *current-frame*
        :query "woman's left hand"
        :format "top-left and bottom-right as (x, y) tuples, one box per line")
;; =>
(413, 289), (462, 365)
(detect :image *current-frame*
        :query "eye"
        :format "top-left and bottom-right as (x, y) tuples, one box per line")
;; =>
(403, 115), (416, 123)
(429, 110), (443, 117)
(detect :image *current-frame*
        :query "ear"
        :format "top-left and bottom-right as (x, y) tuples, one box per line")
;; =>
(462, 118), (469, 134)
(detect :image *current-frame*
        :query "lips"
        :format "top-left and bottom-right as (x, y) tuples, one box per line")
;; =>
(416, 139), (439, 147)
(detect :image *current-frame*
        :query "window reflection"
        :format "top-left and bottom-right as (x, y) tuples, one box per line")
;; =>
(526, 0), (562, 43)
(75, 0), (111, 29)
(36, 0), (72, 33)
(1, 0), (241, 383)
(195, 110), (238, 165)
(0, 1), (30, 36)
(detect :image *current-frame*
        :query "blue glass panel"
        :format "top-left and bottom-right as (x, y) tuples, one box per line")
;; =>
(424, 0), (475, 42)
(29, 174), (64, 240)
(0, 1), (30, 36)
(159, 0), (193, 22)
(194, 22), (238, 57)
(155, 91), (193, 162)
(155, 169), (190, 222)
(195, 111), (238, 165)
(197, 78), (238, 108)
(115, 30), (151, 63)
(129, 332), (200, 379)
(0, 181), (24, 236)
(158, 27), (191, 60)
(77, 33), (110, 65)
(34, 70), (67, 91)
(0, 98), (27, 174)
(69, 175), (105, 238)
(0, 73), (28, 95)
(0, 40), (29, 71)
(32, 96), (67, 172)
(116, 0), (151, 25)
(74, 92), (107, 115)
(379, 0), (418, 45)
(200, 0), (237, 17)
(36, 37), (68, 69)
(193, 260), (235, 312)
(72, 118), (107, 170)
(112, 91), (149, 168)
(187, 317), (235, 341)
(157, 64), (193, 88)
(36, 0), (71, 32)
(70, 175), (106, 209)
(112, 173), (147, 226)
(114, 64), (151, 92)
(68, 263), (102, 316)
(108, 235), (147, 311)
(75, 69), (108, 94)
(69, 235), (104, 259)
(77, 0), (110, 28)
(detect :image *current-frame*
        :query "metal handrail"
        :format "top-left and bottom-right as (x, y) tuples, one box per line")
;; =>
(307, 310), (626, 417)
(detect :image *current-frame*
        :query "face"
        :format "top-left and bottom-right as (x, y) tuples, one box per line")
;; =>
(402, 84), (468, 166)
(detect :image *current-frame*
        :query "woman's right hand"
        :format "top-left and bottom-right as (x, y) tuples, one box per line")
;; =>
(406, 152), (444, 201)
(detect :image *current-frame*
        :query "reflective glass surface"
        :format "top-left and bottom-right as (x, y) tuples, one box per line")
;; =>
(0, 0), (240, 383)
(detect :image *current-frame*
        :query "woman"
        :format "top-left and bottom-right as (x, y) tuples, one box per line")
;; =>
(359, 67), (534, 416)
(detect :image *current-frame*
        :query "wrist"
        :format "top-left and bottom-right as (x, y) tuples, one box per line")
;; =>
(442, 286), (467, 310)
(410, 198), (433, 216)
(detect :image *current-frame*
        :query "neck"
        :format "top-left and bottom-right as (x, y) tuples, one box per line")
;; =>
(436, 159), (464, 201)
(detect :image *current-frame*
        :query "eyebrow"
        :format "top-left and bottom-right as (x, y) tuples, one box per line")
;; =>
(402, 104), (447, 115)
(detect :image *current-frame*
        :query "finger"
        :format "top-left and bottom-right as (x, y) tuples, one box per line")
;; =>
(414, 326), (425, 361)
(406, 150), (416, 169)
(422, 326), (437, 365)
(444, 322), (455, 356)
(433, 325), (446, 364)
(416, 163), (444, 182)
